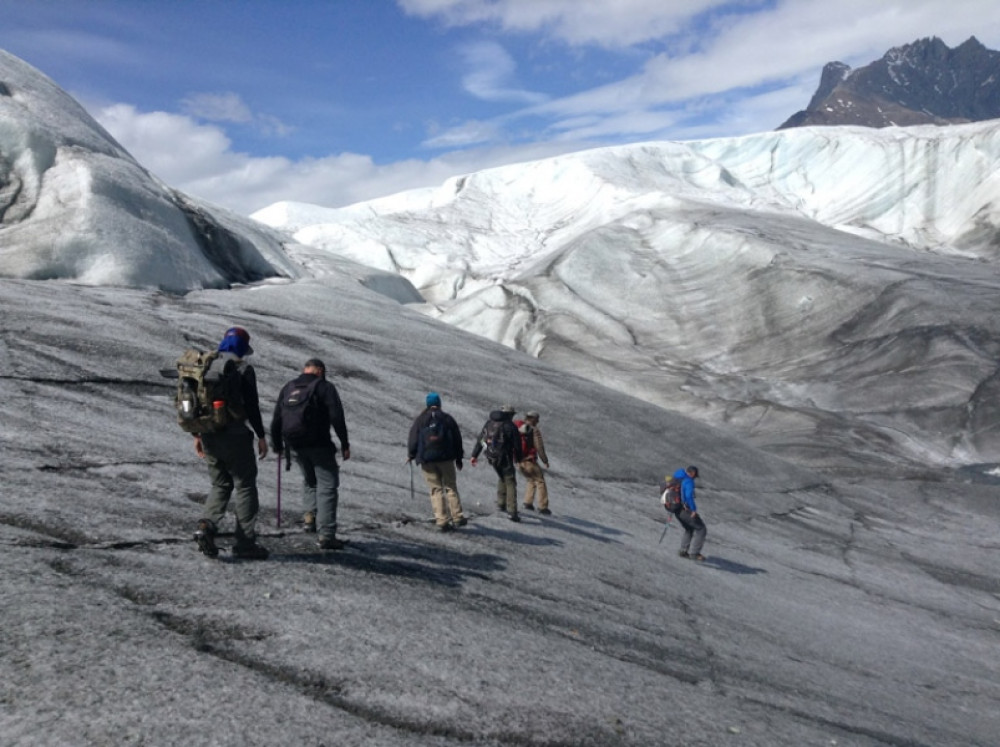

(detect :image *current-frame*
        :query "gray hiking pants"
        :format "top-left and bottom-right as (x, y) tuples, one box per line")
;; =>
(200, 429), (260, 542)
(292, 444), (340, 540)
(677, 509), (707, 556)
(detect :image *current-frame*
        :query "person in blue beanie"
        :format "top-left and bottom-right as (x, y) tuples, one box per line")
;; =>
(407, 392), (467, 531)
(193, 326), (270, 560)
(674, 465), (707, 561)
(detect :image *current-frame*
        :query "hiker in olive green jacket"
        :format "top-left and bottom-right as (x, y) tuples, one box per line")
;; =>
(193, 327), (270, 561)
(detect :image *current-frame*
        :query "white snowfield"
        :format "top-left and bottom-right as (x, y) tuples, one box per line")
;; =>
(3, 48), (1000, 747)
(254, 120), (1000, 470)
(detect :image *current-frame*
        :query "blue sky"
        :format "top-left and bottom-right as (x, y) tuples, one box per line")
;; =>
(2, 0), (998, 214)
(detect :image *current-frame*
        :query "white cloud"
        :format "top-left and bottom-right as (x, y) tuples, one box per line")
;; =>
(460, 41), (548, 104)
(93, 103), (584, 215)
(180, 92), (254, 123)
(398, 0), (724, 48)
(422, 118), (504, 148)
(406, 0), (1000, 152)
(178, 91), (294, 137)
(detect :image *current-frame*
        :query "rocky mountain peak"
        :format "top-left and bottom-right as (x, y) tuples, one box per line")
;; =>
(779, 36), (1000, 129)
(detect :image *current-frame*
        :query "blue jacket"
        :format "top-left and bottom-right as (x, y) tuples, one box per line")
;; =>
(673, 468), (697, 512)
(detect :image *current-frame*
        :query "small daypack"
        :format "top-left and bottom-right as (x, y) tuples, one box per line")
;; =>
(175, 350), (245, 434)
(279, 378), (323, 447)
(418, 410), (451, 462)
(515, 419), (536, 461)
(659, 475), (683, 514)
(483, 419), (508, 464)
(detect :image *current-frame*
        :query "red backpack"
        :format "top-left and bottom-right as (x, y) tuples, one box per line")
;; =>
(514, 420), (537, 461)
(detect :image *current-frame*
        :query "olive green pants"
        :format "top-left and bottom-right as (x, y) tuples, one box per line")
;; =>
(200, 429), (259, 542)
(492, 461), (518, 514)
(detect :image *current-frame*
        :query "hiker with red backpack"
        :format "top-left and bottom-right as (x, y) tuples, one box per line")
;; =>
(470, 404), (524, 522)
(406, 392), (467, 532)
(188, 327), (270, 560)
(270, 358), (351, 550)
(668, 465), (706, 561)
(516, 410), (551, 515)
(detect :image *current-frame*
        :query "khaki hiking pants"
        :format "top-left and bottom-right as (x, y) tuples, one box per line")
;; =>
(421, 460), (465, 527)
(518, 459), (548, 510)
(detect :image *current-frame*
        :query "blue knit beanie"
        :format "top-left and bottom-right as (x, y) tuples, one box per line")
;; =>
(426, 392), (441, 407)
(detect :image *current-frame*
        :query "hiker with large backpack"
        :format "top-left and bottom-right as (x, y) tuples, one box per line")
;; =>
(270, 358), (351, 550)
(182, 327), (270, 560)
(671, 465), (707, 561)
(470, 404), (524, 522)
(406, 392), (467, 532)
(515, 410), (551, 515)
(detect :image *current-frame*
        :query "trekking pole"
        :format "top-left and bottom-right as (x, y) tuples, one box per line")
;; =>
(409, 460), (414, 500)
(276, 451), (282, 528)
(658, 518), (671, 544)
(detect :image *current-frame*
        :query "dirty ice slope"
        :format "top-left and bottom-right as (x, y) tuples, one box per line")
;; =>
(254, 122), (1000, 473)
(2, 270), (999, 746)
(0, 49), (298, 292)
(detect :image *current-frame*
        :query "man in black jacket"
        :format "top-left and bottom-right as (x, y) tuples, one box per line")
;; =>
(406, 392), (467, 531)
(470, 405), (524, 522)
(271, 358), (351, 550)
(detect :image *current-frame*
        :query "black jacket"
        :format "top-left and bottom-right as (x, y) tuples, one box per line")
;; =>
(407, 407), (464, 464)
(471, 410), (524, 465)
(270, 373), (349, 452)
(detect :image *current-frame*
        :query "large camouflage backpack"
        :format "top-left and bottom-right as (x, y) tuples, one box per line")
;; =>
(483, 419), (509, 465)
(175, 349), (246, 434)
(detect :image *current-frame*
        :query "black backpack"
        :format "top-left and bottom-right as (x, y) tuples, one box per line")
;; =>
(279, 378), (323, 447)
(419, 410), (451, 462)
(483, 419), (508, 465)
(175, 350), (245, 434)
(659, 475), (683, 514)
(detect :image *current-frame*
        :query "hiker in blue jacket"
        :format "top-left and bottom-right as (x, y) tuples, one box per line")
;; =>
(674, 465), (707, 561)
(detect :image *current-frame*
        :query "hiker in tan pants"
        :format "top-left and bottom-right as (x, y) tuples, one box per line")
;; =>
(518, 411), (551, 514)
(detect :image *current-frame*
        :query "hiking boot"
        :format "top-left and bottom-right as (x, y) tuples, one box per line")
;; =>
(522, 503), (535, 511)
(437, 522), (454, 533)
(454, 517), (468, 527)
(194, 520), (219, 558)
(508, 513), (521, 523)
(678, 550), (690, 558)
(538, 508), (552, 516)
(232, 541), (269, 560)
(303, 512), (317, 533)
(317, 536), (345, 551)
(692, 554), (706, 562)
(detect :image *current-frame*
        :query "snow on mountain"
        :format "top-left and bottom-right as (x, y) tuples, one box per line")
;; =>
(0, 50), (299, 292)
(253, 121), (1000, 472)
